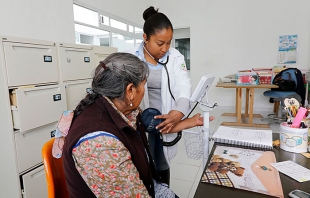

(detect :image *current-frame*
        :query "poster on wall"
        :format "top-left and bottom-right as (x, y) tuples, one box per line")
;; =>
(278, 35), (298, 64)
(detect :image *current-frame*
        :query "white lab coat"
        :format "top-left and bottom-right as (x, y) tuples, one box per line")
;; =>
(128, 45), (192, 164)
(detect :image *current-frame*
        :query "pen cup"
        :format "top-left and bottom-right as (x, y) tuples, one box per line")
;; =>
(308, 128), (310, 152)
(280, 122), (308, 153)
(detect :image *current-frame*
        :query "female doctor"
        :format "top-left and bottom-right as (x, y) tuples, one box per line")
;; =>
(129, 6), (191, 185)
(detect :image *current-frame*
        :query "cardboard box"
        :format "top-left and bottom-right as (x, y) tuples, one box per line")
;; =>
(236, 70), (258, 85)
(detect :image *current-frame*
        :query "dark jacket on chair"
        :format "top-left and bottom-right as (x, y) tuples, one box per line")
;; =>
(63, 96), (160, 198)
(271, 68), (305, 104)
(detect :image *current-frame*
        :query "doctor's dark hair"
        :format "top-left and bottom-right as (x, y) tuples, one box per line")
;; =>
(73, 52), (149, 117)
(143, 6), (173, 40)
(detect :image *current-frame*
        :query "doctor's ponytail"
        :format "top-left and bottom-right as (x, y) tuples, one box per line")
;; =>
(143, 6), (173, 39)
(143, 6), (158, 21)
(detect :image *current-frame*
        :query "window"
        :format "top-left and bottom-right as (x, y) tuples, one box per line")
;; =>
(100, 15), (110, 26)
(75, 24), (109, 46)
(73, 3), (143, 51)
(110, 19), (127, 31)
(175, 38), (190, 70)
(135, 27), (143, 34)
(73, 4), (98, 27)
(111, 33), (134, 51)
(128, 25), (134, 33)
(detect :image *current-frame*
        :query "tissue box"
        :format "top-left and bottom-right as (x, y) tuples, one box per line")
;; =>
(236, 70), (258, 85)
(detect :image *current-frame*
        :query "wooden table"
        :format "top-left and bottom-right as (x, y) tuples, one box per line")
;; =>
(216, 82), (278, 128)
(194, 134), (310, 198)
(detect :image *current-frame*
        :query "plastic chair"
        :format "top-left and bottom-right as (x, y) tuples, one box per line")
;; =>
(42, 138), (69, 198)
(263, 68), (301, 122)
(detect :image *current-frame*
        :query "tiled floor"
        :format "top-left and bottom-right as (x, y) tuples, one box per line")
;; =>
(169, 106), (281, 198)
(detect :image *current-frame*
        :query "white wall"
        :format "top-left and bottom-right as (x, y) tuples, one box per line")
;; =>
(0, 0), (75, 43)
(153, 0), (310, 110)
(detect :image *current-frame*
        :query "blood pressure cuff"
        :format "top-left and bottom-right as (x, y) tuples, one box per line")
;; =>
(141, 108), (164, 134)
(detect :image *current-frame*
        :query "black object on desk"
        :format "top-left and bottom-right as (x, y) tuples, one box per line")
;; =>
(194, 133), (310, 198)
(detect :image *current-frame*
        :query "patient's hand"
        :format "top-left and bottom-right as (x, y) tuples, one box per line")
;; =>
(195, 114), (215, 126)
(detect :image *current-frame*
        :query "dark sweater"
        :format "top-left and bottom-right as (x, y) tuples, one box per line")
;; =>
(62, 96), (160, 197)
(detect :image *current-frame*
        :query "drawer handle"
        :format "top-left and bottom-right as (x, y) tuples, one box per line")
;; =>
(53, 94), (61, 101)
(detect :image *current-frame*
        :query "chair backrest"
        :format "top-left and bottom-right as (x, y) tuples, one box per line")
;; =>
(280, 68), (298, 89)
(42, 138), (69, 198)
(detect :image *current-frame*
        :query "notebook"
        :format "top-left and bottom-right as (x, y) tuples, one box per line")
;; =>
(201, 145), (284, 198)
(211, 126), (273, 150)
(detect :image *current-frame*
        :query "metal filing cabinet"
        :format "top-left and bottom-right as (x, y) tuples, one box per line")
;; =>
(0, 35), (118, 198)
(64, 79), (92, 111)
(58, 43), (94, 82)
(92, 45), (117, 68)
(3, 38), (59, 87)
(0, 36), (61, 198)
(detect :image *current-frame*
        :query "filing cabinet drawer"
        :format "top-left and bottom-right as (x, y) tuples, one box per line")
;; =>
(20, 165), (47, 198)
(58, 44), (94, 81)
(12, 85), (66, 132)
(15, 123), (55, 173)
(93, 45), (117, 69)
(3, 42), (59, 87)
(65, 79), (92, 110)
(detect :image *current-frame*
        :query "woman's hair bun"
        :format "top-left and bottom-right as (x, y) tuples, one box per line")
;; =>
(143, 6), (158, 21)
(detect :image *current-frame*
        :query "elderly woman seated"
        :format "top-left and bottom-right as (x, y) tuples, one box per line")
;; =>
(58, 53), (211, 198)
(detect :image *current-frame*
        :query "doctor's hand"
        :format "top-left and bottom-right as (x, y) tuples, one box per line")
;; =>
(154, 110), (184, 133)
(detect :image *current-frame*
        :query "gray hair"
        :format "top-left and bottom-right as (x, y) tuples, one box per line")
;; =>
(74, 52), (149, 117)
(92, 52), (149, 99)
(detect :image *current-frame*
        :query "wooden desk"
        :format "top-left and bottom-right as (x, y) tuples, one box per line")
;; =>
(194, 134), (310, 198)
(216, 82), (278, 128)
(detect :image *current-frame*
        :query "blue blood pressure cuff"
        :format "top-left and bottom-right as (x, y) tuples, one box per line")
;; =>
(141, 108), (164, 134)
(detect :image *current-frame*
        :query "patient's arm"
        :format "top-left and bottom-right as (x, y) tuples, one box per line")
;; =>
(158, 114), (215, 134)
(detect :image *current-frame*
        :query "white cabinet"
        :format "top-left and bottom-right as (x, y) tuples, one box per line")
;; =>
(3, 39), (58, 87)
(20, 165), (48, 198)
(15, 123), (56, 173)
(0, 35), (117, 198)
(58, 43), (94, 82)
(64, 79), (92, 111)
(93, 45), (117, 68)
(11, 85), (66, 132)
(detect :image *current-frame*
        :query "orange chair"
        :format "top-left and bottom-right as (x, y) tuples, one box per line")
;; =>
(42, 138), (69, 198)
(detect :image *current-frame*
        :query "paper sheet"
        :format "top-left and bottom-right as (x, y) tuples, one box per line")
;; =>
(270, 161), (310, 182)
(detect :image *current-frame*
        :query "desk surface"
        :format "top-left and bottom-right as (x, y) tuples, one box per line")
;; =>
(194, 134), (310, 198)
(216, 82), (278, 89)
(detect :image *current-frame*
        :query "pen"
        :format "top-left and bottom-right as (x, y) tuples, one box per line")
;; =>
(287, 108), (292, 117)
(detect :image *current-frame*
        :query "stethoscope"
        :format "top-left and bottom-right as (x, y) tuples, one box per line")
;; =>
(143, 44), (174, 101)
(143, 44), (191, 146)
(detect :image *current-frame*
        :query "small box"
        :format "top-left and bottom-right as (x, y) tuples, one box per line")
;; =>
(252, 68), (273, 84)
(236, 70), (258, 85)
(258, 74), (272, 84)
